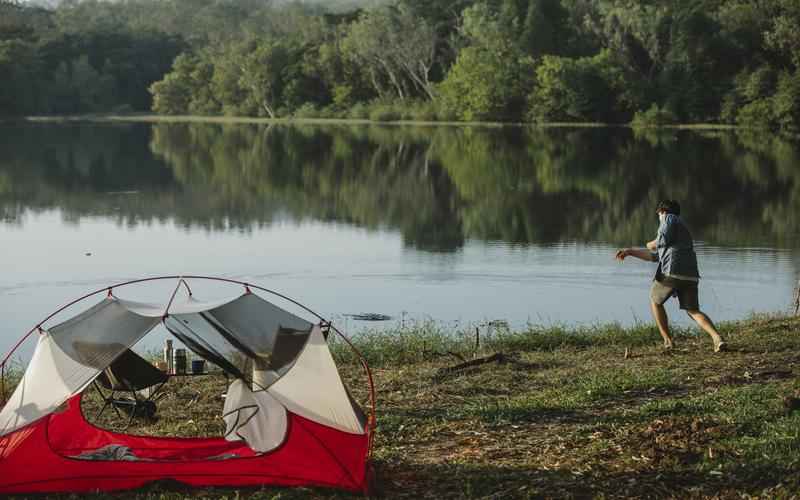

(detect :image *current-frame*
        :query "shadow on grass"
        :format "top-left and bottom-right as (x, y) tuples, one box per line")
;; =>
(375, 461), (797, 499)
(8, 461), (795, 499)
(432, 358), (566, 384)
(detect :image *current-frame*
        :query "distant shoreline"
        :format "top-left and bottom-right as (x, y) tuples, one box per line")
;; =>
(13, 113), (743, 131)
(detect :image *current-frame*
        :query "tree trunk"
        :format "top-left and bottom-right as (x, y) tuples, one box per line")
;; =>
(368, 68), (386, 99)
(262, 101), (275, 119)
(379, 59), (405, 100)
(401, 59), (436, 101)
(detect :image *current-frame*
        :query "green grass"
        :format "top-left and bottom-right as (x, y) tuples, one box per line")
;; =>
(4, 315), (800, 498)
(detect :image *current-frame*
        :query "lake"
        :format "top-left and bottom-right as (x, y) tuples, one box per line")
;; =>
(1, 121), (799, 357)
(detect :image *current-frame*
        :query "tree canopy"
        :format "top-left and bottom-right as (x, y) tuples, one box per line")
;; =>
(1, 0), (799, 132)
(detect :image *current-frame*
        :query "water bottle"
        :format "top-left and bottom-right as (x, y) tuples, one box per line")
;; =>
(163, 340), (173, 374)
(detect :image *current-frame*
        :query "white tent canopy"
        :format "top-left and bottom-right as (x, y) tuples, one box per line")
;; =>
(0, 291), (366, 450)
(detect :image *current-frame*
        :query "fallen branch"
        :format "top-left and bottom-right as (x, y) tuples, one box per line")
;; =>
(436, 352), (511, 376)
(425, 350), (466, 363)
(754, 369), (792, 379)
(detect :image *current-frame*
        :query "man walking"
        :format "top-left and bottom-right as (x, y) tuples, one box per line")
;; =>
(616, 200), (726, 352)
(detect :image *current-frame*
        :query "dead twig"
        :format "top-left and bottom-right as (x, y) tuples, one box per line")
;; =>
(753, 369), (792, 379)
(436, 352), (511, 376)
(425, 350), (467, 363)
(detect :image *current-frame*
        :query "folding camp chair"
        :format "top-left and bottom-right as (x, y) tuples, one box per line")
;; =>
(93, 349), (169, 429)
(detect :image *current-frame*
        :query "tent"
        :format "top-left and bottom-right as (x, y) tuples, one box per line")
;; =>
(0, 277), (375, 495)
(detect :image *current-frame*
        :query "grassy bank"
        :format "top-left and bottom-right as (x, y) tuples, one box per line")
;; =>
(6, 315), (800, 498)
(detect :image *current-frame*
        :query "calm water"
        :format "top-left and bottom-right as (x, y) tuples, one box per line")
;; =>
(1, 122), (799, 356)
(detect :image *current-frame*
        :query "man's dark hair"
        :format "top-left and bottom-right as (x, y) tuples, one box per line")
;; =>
(657, 199), (681, 215)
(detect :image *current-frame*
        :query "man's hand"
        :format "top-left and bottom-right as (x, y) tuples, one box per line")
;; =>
(616, 248), (657, 262)
(646, 240), (657, 251)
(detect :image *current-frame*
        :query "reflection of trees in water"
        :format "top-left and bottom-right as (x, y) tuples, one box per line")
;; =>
(1, 122), (799, 253)
(432, 126), (800, 248)
(0, 123), (177, 228)
(149, 123), (463, 251)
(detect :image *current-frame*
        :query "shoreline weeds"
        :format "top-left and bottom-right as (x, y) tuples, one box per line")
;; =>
(6, 314), (800, 499)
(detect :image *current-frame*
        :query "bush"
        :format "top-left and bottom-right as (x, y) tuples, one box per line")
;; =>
(630, 104), (679, 128)
(772, 70), (800, 134)
(439, 44), (533, 122)
(737, 99), (774, 129)
(527, 52), (618, 123)
(149, 74), (190, 115)
(292, 102), (320, 119)
(332, 85), (355, 109)
(368, 104), (402, 122)
(435, 105), (459, 122)
(732, 69), (800, 133)
(348, 102), (370, 120)
(409, 101), (439, 121)
(319, 106), (344, 119)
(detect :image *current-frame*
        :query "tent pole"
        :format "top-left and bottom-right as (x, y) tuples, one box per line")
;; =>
(328, 324), (377, 455)
(163, 277), (187, 318)
(0, 276), (187, 375)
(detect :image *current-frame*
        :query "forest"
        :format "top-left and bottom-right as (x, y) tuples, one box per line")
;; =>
(1, 0), (799, 131)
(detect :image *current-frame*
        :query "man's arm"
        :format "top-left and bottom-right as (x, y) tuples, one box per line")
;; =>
(616, 247), (657, 262)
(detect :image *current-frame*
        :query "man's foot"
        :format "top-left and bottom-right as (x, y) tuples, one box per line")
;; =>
(663, 341), (674, 350)
(713, 340), (727, 353)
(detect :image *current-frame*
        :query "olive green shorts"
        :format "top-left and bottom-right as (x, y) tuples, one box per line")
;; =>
(650, 277), (699, 311)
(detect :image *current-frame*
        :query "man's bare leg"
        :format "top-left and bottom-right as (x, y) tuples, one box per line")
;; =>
(687, 310), (725, 351)
(650, 301), (673, 348)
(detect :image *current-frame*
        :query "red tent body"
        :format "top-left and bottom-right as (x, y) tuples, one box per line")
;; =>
(0, 394), (371, 494)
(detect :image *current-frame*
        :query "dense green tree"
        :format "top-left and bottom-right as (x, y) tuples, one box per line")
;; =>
(49, 55), (115, 112)
(764, 0), (800, 69)
(305, 36), (375, 108)
(714, 0), (800, 132)
(1, 0), (52, 41)
(237, 41), (298, 118)
(150, 53), (214, 115)
(342, 4), (438, 100)
(438, 3), (534, 121)
(528, 52), (621, 122)
(0, 39), (42, 115)
(2, 0), (800, 128)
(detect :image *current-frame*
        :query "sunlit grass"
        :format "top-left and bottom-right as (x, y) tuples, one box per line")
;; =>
(3, 314), (800, 498)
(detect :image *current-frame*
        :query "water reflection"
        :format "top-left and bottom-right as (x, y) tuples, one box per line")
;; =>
(2, 123), (799, 252)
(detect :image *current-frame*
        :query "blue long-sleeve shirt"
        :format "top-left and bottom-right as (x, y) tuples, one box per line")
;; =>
(653, 214), (700, 281)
